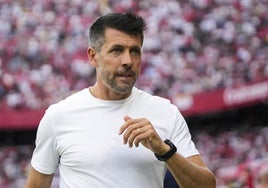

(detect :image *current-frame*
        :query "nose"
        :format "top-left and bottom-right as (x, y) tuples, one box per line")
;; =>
(121, 52), (133, 67)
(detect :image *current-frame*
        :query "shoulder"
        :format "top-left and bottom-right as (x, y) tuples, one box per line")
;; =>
(47, 88), (89, 114)
(133, 87), (179, 114)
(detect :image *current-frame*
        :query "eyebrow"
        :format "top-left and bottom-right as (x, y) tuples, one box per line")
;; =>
(110, 44), (141, 51)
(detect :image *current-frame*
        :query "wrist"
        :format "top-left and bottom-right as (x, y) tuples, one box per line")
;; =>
(156, 142), (171, 156)
(154, 139), (177, 161)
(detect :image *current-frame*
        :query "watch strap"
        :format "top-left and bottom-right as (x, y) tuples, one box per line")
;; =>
(154, 139), (177, 161)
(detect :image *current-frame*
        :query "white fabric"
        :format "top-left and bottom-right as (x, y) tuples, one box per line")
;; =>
(31, 87), (199, 188)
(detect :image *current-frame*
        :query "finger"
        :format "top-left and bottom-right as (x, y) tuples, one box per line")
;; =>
(127, 128), (142, 147)
(124, 115), (131, 121)
(122, 121), (141, 145)
(133, 124), (154, 147)
(118, 116), (132, 135)
(123, 119), (150, 145)
(128, 124), (151, 147)
(134, 131), (152, 147)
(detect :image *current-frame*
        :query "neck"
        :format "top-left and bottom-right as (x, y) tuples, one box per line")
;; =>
(89, 85), (132, 100)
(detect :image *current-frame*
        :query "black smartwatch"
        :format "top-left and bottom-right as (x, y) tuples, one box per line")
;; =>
(154, 139), (177, 161)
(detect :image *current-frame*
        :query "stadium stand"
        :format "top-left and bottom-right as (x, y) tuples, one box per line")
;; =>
(0, 0), (267, 110)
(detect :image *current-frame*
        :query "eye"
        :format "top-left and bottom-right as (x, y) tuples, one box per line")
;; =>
(111, 48), (123, 55)
(130, 48), (141, 56)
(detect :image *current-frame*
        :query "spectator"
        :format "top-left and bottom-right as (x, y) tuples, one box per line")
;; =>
(0, 0), (267, 110)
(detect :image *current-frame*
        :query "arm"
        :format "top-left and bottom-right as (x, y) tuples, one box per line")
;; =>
(151, 137), (216, 188)
(119, 116), (216, 188)
(166, 153), (216, 188)
(26, 109), (59, 188)
(25, 167), (54, 188)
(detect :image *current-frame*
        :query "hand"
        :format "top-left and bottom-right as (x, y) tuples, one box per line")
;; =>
(118, 116), (170, 155)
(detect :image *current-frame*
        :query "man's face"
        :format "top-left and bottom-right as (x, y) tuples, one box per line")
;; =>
(95, 28), (142, 95)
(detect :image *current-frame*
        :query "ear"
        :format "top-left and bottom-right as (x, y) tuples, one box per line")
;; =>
(87, 47), (98, 67)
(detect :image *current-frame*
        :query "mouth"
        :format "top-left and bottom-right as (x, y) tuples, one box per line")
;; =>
(116, 71), (135, 77)
(118, 74), (134, 78)
(116, 75), (134, 81)
(115, 71), (136, 83)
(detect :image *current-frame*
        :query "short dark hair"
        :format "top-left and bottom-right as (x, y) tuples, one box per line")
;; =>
(89, 12), (146, 51)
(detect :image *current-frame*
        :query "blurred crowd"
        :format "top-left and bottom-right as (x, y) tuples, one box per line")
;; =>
(0, 145), (32, 188)
(196, 126), (268, 187)
(0, 123), (267, 187)
(0, 0), (268, 109)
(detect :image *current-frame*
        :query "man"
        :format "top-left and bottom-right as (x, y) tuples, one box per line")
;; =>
(25, 12), (216, 188)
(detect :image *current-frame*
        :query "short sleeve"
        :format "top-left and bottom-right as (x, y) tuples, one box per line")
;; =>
(31, 109), (59, 174)
(172, 112), (199, 158)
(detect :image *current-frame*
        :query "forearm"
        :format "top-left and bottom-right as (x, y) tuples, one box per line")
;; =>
(166, 154), (216, 188)
(25, 167), (54, 188)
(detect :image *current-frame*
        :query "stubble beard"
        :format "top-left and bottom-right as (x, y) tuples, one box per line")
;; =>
(98, 65), (139, 95)
(107, 75), (136, 95)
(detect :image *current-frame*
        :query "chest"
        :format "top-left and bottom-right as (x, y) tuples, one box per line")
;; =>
(55, 111), (160, 170)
